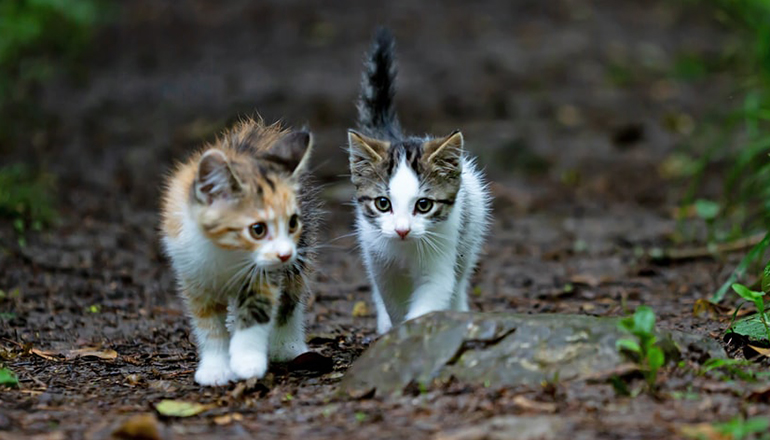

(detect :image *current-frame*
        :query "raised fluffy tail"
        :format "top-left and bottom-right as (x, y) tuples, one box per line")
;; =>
(357, 28), (401, 139)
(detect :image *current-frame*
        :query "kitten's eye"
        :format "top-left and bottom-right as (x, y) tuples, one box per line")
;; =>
(374, 197), (391, 212)
(249, 222), (268, 239)
(288, 214), (300, 233)
(415, 198), (433, 214)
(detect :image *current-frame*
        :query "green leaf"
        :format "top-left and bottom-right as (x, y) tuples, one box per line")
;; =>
(694, 199), (720, 220)
(0, 367), (18, 387)
(616, 338), (641, 353)
(155, 400), (210, 417)
(647, 346), (665, 371)
(731, 313), (770, 342)
(731, 283), (763, 301)
(633, 306), (655, 335)
(714, 416), (770, 440)
(617, 316), (635, 333)
(712, 232), (770, 303)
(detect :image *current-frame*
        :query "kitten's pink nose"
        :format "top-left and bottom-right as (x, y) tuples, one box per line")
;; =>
(395, 228), (410, 240)
(278, 251), (293, 262)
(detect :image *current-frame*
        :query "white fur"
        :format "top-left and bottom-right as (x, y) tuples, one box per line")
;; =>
(229, 322), (271, 380)
(195, 340), (235, 386)
(355, 156), (491, 334)
(162, 202), (306, 385)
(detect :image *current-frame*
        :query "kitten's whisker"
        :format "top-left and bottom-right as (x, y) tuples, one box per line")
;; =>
(424, 230), (450, 241)
(221, 261), (255, 295)
(324, 232), (359, 244)
(238, 264), (258, 296)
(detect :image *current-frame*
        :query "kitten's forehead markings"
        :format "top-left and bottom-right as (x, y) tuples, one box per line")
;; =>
(389, 156), (420, 213)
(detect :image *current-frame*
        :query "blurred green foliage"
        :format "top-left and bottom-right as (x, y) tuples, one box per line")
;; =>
(0, 0), (107, 235)
(0, 0), (105, 141)
(687, 0), (770, 229)
(680, 0), (770, 302)
(0, 164), (57, 241)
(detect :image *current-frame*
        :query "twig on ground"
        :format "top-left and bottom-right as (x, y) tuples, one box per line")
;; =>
(651, 232), (766, 262)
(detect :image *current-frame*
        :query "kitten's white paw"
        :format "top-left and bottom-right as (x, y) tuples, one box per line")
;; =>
(230, 351), (268, 380)
(270, 341), (308, 362)
(376, 320), (392, 335)
(194, 356), (235, 386)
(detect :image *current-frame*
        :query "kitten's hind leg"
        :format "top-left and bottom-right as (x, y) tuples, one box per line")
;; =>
(229, 282), (276, 380)
(187, 297), (234, 386)
(270, 269), (309, 362)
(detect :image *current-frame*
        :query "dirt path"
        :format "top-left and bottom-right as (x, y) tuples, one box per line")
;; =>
(1, 1), (766, 439)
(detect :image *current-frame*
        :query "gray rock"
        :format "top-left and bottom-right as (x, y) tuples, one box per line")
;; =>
(341, 312), (725, 396)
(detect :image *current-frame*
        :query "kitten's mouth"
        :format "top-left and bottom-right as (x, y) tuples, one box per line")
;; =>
(255, 258), (296, 269)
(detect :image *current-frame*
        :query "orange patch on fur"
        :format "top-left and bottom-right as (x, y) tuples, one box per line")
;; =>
(160, 119), (300, 251)
(188, 300), (228, 319)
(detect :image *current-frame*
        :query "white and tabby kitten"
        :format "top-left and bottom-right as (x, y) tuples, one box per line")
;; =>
(348, 29), (492, 334)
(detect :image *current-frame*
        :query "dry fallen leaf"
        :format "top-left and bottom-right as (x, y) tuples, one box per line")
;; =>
(30, 348), (58, 361)
(155, 400), (211, 417)
(569, 274), (601, 288)
(112, 413), (162, 440)
(747, 383), (770, 402)
(678, 423), (730, 440)
(352, 301), (369, 317)
(213, 413), (243, 425)
(582, 363), (640, 383)
(512, 395), (557, 413)
(64, 347), (118, 361)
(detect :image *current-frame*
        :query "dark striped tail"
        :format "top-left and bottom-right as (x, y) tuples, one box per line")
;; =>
(357, 28), (401, 139)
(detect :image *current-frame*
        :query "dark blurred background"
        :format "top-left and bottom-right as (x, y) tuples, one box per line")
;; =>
(2, 0), (760, 226)
(2, 0), (770, 268)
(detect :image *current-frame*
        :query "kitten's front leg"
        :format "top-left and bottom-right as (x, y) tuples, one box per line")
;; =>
(404, 265), (457, 321)
(363, 251), (394, 334)
(187, 297), (234, 386)
(372, 285), (393, 335)
(229, 282), (277, 380)
(270, 269), (308, 362)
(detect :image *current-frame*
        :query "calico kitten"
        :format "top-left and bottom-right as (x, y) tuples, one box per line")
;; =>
(160, 119), (319, 385)
(348, 29), (492, 334)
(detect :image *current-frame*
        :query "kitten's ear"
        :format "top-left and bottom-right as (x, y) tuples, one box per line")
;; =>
(423, 130), (463, 169)
(195, 149), (242, 204)
(348, 130), (389, 165)
(264, 130), (313, 176)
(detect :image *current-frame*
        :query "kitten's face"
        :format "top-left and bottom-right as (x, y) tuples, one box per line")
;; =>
(348, 130), (463, 241)
(193, 132), (311, 269)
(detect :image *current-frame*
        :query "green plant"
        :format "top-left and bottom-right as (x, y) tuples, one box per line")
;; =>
(730, 282), (770, 341)
(0, 366), (18, 387)
(712, 232), (770, 303)
(700, 358), (770, 381)
(0, 164), (57, 243)
(714, 416), (770, 440)
(616, 306), (666, 390)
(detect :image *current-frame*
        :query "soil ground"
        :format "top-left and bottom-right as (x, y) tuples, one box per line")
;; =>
(2, 1), (768, 439)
